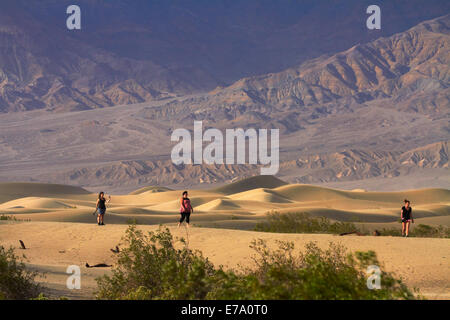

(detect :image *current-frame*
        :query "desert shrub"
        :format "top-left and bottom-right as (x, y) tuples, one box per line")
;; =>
(254, 212), (359, 234)
(379, 224), (449, 238)
(378, 228), (402, 237)
(411, 224), (450, 238)
(96, 226), (416, 300)
(95, 225), (216, 300)
(0, 246), (40, 300)
(30, 293), (49, 300)
(0, 215), (30, 222)
(207, 240), (415, 300)
(255, 212), (449, 239)
(126, 218), (139, 225)
(0, 215), (16, 221)
(30, 293), (69, 300)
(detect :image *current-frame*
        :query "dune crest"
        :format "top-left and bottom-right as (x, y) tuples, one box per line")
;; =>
(214, 176), (287, 195)
(0, 197), (74, 210)
(0, 177), (447, 228)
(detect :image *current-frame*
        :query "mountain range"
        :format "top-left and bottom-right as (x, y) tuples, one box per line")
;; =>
(152, 14), (449, 122)
(0, 3), (448, 192)
(1, 0), (449, 112)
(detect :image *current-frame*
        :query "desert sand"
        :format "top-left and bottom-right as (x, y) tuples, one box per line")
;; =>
(0, 176), (449, 299)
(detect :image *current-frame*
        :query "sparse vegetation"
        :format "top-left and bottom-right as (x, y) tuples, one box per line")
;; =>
(0, 246), (41, 300)
(30, 293), (69, 300)
(412, 224), (450, 238)
(254, 212), (358, 235)
(30, 293), (49, 300)
(95, 225), (216, 300)
(255, 211), (450, 238)
(0, 214), (31, 222)
(126, 218), (139, 225)
(380, 224), (450, 238)
(95, 226), (416, 300)
(0, 215), (16, 221)
(207, 240), (415, 300)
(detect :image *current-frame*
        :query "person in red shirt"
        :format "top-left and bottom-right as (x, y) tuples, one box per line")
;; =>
(178, 191), (193, 228)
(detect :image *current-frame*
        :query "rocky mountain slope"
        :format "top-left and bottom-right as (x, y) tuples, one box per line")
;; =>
(0, 14), (448, 191)
(151, 14), (449, 123)
(1, 0), (449, 112)
(22, 140), (446, 190)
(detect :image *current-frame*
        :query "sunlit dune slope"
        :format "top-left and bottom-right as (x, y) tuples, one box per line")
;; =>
(0, 176), (448, 227)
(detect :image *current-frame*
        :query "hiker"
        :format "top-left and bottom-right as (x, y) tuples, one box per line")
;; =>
(95, 192), (111, 226)
(178, 191), (193, 228)
(401, 199), (414, 237)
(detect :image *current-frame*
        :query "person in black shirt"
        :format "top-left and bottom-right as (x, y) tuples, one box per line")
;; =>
(401, 199), (414, 237)
(95, 192), (111, 226)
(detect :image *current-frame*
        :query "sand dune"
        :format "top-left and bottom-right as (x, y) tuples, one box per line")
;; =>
(196, 198), (242, 211)
(0, 177), (448, 228)
(128, 186), (172, 195)
(273, 184), (350, 202)
(0, 197), (75, 210)
(0, 182), (90, 203)
(228, 188), (293, 203)
(213, 175), (287, 195)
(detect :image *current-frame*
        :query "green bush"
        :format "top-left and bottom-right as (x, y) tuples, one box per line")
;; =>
(95, 225), (216, 300)
(379, 224), (449, 238)
(0, 246), (40, 300)
(254, 211), (358, 235)
(207, 240), (415, 300)
(126, 218), (139, 225)
(96, 226), (416, 300)
(378, 228), (402, 237)
(411, 224), (450, 238)
(30, 293), (49, 300)
(30, 293), (69, 300)
(0, 215), (30, 222)
(255, 212), (449, 239)
(0, 215), (16, 221)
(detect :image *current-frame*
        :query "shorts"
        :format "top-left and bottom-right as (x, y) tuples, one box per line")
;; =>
(97, 208), (106, 215)
(401, 218), (411, 223)
(180, 211), (191, 224)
